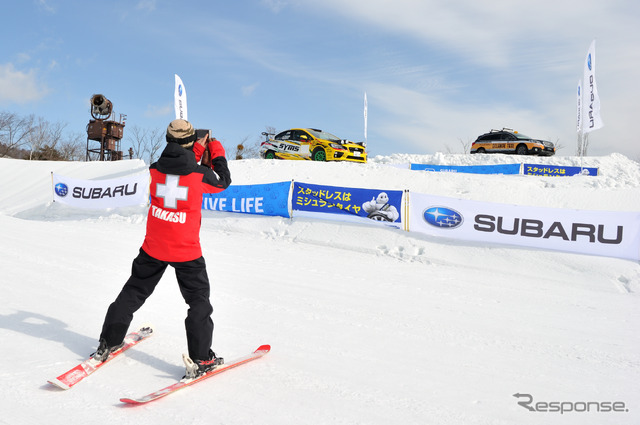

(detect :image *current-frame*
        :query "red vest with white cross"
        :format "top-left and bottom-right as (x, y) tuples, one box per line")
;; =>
(142, 143), (230, 262)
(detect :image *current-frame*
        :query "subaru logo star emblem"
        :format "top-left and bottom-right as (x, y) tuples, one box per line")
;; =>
(423, 206), (463, 229)
(178, 85), (183, 96)
(54, 182), (69, 197)
(588, 53), (592, 71)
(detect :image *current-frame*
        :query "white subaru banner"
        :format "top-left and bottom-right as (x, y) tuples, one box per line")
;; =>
(408, 193), (640, 261)
(576, 79), (582, 133)
(582, 40), (603, 133)
(174, 74), (188, 120)
(52, 172), (149, 209)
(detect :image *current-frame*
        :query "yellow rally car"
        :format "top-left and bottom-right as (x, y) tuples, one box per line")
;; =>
(470, 128), (555, 156)
(260, 128), (367, 163)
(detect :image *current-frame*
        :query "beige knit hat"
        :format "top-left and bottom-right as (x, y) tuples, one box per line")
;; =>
(166, 119), (196, 144)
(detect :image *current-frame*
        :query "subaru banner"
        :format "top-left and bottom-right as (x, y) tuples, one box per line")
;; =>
(292, 182), (403, 229)
(52, 172), (149, 209)
(523, 164), (598, 176)
(202, 181), (290, 217)
(409, 192), (640, 261)
(410, 163), (521, 175)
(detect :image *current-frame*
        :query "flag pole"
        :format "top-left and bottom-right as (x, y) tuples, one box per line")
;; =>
(364, 92), (368, 145)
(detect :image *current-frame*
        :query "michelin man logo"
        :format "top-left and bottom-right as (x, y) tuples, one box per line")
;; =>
(362, 192), (399, 222)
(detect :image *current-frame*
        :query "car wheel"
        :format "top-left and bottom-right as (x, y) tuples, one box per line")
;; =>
(312, 148), (326, 161)
(477, 148), (486, 154)
(367, 212), (392, 222)
(516, 144), (528, 155)
(264, 150), (276, 159)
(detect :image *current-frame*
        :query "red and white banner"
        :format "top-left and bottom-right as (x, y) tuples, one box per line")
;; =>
(408, 193), (640, 261)
(52, 173), (149, 209)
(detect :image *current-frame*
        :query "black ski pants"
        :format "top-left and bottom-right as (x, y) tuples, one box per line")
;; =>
(99, 248), (214, 360)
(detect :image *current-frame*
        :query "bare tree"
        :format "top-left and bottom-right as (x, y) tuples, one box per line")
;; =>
(552, 137), (564, 154)
(234, 136), (247, 160)
(232, 125), (274, 160)
(234, 135), (264, 160)
(58, 132), (86, 161)
(444, 138), (473, 154)
(128, 126), (148, 160)
(126, 126), (165, 164)
(265, 125), (276, 136)
(28, 117), (66, 160)
(147, 128), (164, 164)
(0, 112), (35, 157)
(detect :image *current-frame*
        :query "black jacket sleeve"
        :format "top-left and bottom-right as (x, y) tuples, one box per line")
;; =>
(202, 156), (231, 190)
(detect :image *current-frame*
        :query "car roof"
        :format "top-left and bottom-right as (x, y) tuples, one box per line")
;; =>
(488, 128), (515, 134)
(479, 128), (531, 138)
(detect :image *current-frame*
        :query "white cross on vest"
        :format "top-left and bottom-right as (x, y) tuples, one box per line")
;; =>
(156, 174), (189, 209)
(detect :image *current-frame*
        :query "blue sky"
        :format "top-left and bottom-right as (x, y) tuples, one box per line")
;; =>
(1, 0), (639, 159)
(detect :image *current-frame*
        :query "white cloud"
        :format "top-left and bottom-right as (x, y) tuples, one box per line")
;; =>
(261, 0), (289, 13)
(136, 0), (156, 12)
(241, 83), (259, 97)
(16, 53), (31, 64)
(365, 82), (544, 153)
(290, 0), (633, 69)
(0, 63), (49, 104)
(259, 0), (640, 158)
(36, 0), (56, 13)
(144, 102), (173, 118)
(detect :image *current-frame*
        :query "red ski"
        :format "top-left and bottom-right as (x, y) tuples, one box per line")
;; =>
(48, 325), (154, 390)
(120, 344), (270, 405)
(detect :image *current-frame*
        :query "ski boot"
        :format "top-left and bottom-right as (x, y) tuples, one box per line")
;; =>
(182, 350), (224, 380)
(91, 338), (124, 362)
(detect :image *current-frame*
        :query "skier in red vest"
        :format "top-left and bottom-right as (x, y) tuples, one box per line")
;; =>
(93, 119), (231, 379)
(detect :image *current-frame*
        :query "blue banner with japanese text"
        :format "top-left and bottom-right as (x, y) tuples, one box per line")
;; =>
(523, 164), (598, 176)
(410, 163), (521, 174)
(292, 182), (403, 228)
(202, 181), (290, 217)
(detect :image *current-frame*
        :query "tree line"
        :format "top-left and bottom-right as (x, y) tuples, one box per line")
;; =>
(0, 111), (85, 160)
(1, 110), (265, 162)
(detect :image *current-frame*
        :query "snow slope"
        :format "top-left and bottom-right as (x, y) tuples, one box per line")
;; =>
(0, 153), (639, 425)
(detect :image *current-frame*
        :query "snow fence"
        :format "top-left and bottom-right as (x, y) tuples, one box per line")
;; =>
(51, 167), (638, 261)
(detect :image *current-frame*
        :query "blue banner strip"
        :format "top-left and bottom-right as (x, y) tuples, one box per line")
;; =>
(523, 164), (598, 176)
(202, 181), (290, 217)
(410, 163), (521, 174)
(292, 182), (403, 226)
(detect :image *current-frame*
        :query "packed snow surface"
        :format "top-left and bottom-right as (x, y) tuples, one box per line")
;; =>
(0, 153), (639, 425)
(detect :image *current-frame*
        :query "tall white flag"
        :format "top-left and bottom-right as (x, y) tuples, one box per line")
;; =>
(576, 80), (582, 133)
(582, 40), (603, 133)
(364, 92), (368, 143)
(174, 74), (188, 120)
